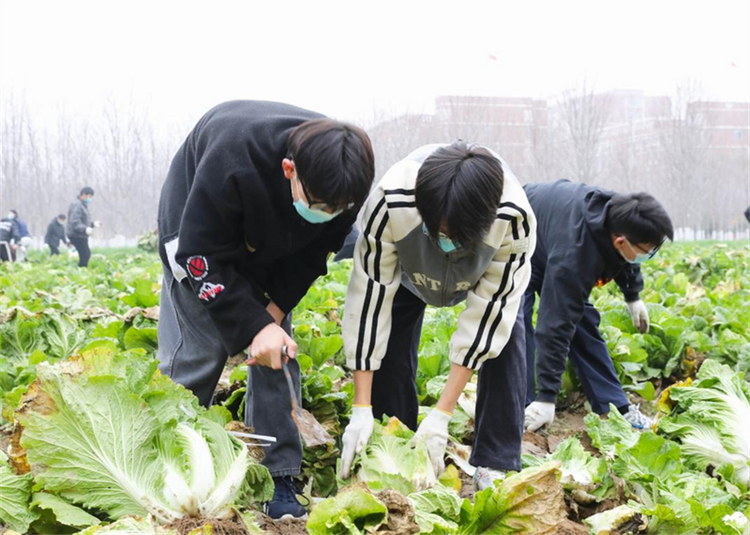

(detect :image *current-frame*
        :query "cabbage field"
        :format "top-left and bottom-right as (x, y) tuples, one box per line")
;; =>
(1, 242), (749, 535)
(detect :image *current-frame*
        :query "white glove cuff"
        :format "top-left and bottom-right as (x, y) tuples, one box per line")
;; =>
(351, 406), (373, 417)
(428, 409), (453, 426)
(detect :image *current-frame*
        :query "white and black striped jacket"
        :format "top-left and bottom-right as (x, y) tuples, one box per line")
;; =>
(343, 144), (537, 372)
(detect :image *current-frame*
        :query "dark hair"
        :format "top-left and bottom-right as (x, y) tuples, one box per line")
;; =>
(607, 192), (674, 245)
(80, 186), (94, 196)
(10, 209), (18, 217)
(58, 214), (67, 220)
(415, 142), (504, 248)
(287, 118), (375, 212)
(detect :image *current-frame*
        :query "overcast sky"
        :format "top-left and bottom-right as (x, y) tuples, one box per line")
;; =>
(1, 0), (749, 130)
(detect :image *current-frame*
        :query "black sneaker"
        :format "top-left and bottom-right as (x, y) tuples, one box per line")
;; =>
(264, 476), (308, 520)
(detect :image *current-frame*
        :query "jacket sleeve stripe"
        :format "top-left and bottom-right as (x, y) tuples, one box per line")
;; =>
(461, 206), (528, 369)
(372, 214), (390, 282)
(365, 281), (387, 371)
(470, 209), (531, 366)
(363, 212), (390, 370)
(355, 198), (388, 369)
(383, 188), (416, 196)
(356, 279), (375, 369)
(499, 201), (530, 236)
(386, 201), (417, 209)
(496, 213), (520, 239)
(461, 255), (515, 368)
(361, 197), (387, 277)
(474, 253), (527, 363)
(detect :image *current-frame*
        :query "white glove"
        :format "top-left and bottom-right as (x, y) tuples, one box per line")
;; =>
(524, 401), (556, 432)
(340, 406), (374, 479)
(85, 227), (94, 236)
(626, 300), (649, 334)
(414, 409), (451, 477)
(93, 220), (102, 228)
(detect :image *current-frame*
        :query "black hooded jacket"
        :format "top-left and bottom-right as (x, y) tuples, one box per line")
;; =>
(523, 180), (643, 402)
(0, 217), (20, 244)
(45, 218), (67, 247)
(158, 100), (355, 357)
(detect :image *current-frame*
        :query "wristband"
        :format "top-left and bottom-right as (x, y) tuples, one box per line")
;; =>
(435, 407), (453, 417)
(352, 404), (372, 408)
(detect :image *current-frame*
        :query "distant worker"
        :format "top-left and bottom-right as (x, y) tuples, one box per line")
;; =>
(67, 187), (100, 267)
(523, 180), (674, 433)
(10, 210), (33, 262)
(0, 210), (21, 263)
(45, 214), (69, 255)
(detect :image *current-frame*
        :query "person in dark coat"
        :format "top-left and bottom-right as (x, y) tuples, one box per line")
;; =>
(0, 211), (21, 263)
(523, 180), (673, 432)
(156, 100), (375, 519)
(45, 214), (69, 255)
(67, 187), (98, 267)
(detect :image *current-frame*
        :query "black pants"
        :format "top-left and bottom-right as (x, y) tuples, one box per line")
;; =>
(371, 284), (527, 471)
(68, 236), (91, 267)
(48, 243), (60, 255)
(0, 243), (11, 262)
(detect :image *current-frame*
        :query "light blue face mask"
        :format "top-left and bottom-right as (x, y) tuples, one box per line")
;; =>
(293, 199), (341, 224)
(291, 175), (341, 224)
(84, 198), (92, 205)
(619, 239), (659, 265)
(438, 235), (458, 253)
(423, 223), (459, 253)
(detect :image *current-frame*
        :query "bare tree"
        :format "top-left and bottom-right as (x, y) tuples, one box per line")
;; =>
(1, 94), (176, 240)
(0, 92), (32, 212)
(367, 105), (441, 181)
(529, 101), (555, 183)
(605, 119), (641, 192)
(656, 80), (711, 230)
(552, 80), (612, 184)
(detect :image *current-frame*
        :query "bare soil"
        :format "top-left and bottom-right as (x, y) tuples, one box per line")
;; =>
(256, 515), (309, 535)
(167, 516), (247, 535)
(458, 468), (475, 500)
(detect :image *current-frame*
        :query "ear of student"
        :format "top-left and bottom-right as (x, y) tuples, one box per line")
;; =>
(281, 158), (296, 180)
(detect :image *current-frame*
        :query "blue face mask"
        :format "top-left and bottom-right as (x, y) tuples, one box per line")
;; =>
(619, 239), (660, 265)
(438, 235), (458, 253)
(84, 198), (92, 205)
(423, 223), (459, 253)
(291, 174), (343, 224)
(293, 199), (341, 224)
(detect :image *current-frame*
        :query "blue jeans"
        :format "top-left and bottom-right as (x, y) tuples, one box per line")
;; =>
(157, 267), (303, 477)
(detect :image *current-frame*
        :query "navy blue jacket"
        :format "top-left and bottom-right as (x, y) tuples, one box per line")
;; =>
(523, 180), (643, 402)
(16, 218), (30, 238)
